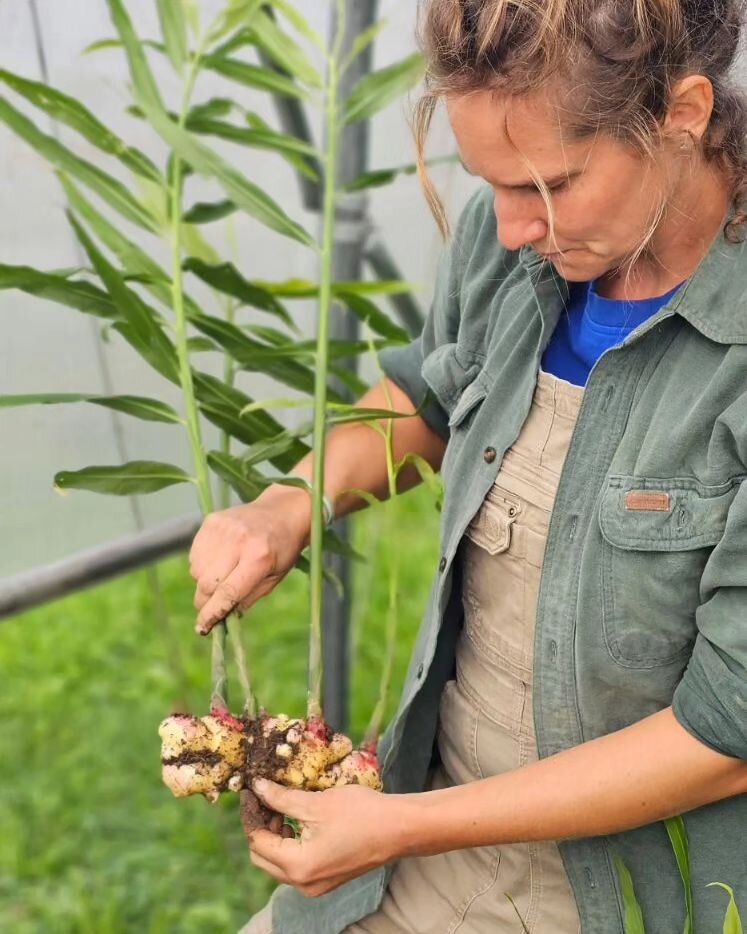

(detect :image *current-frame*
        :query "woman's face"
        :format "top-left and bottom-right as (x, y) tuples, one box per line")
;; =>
(446, 90), (675, 282)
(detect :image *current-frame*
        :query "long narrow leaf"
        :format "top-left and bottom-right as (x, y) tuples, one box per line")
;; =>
(335, 291), (409, 342)
(60, 176), (204, 323)
(342, 53), (425, 125)
(0, 69), (160, 182)
(244, 10), (322, 88)
(0, 393), (182, 424)
(55, 461), (192, 495)
(189, 312), (329, 398)
(344, 154), (458, 193)
(82, 37), (164, 56)
(267, 0), (324, 51)
(185, 117), (319, 181)
(342, 20), (388, 72)
(60, 176), (168, 284)
(156, 0), (188, 72)
(665, 817), (693, 934)
(68, 213), (179, 383)
(144, 104), (314, 246)
(614, 857), (646, 934)
(207, 450), (267, 502)
(241, 398), (414, 421)
(252, 278), (414, 298)
(106, 0), (164, 111)
(707, 883), (744, 934)
(193, 372), (308, 471)
(188, 97), (235, 122)
(0, 96), (158, 232)
(397, 453), (443, 509)
(183, 257), (295, 328)
(0, 264), (116, 318)
(204, 55), (307, 100)
(241, 428), (309, 468)
(206, 0), (266, 47)
(183, 199), (235, 225)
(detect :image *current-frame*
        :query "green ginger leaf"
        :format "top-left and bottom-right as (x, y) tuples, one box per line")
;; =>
(0, 264), (116, 318)
(707, 884), (744, 934)
(0, 95), (158, 232)
(55, 461), (192, 495)
(0, 69), (160, 182)
(156, 0), (188, 72)
(0, 393), (182, 424)
(342, 53), (425, 124)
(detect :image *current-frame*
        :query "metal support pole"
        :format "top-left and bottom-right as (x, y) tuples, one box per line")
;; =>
(0, 514), (201, 620)
(319, 0), (379, 733)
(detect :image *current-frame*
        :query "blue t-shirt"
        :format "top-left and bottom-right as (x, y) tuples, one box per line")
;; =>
(542, 280), (682, 386)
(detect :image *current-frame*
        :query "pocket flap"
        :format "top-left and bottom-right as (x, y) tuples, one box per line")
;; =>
(447, 378), (489, 428)
(421, 343), (484, 420)
(598, 475), (739, 551)
(465, 491), (519, 554)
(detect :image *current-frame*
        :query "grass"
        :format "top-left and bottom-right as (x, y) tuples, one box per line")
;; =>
(0, 487), (439, 934)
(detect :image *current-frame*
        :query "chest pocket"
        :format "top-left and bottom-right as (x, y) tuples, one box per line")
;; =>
(422, 343), (489, 484)
(422, 342), (486, 422)
(597, 476), (738, 669)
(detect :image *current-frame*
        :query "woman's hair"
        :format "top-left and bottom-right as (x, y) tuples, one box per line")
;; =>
(414, 0), (747, 240)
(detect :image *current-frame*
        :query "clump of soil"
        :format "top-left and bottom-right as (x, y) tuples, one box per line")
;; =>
(159, 707), (382, 813)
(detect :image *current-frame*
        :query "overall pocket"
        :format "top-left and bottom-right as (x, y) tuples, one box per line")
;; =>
(597, 475), (737, 669)
(461, 486), (542, 675)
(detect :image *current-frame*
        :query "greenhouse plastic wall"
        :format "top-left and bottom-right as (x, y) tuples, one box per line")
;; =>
(0, 0), (479, 582)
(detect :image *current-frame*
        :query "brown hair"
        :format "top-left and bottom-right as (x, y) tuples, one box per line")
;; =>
(414, 0), (747, 240)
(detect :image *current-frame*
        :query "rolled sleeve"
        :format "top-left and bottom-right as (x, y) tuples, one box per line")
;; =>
(672, 479), (747, 760)
(379, 186), (490, 443)
(380, 337), (449, 441)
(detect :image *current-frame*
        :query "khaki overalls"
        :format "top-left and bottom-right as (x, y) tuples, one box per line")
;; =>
(245, 371), (583, 934)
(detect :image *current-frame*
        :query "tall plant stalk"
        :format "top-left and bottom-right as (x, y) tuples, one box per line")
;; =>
(168, 29), (254, 715)
(307, 0), (347, 721)
(364, 377), (400, 745)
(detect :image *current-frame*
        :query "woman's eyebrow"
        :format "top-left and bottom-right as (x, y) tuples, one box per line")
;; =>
(458, 157), (576, 190)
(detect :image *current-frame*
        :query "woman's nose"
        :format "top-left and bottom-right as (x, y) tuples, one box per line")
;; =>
(493, 190), (549, 251)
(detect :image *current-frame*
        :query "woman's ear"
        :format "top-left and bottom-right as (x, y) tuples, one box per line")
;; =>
(664, 74), (715, 144)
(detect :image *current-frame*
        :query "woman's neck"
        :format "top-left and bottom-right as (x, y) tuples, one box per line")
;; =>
(597, 165), (733, 301)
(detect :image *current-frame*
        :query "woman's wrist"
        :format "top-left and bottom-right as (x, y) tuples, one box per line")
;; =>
(385, 790), (455, 861)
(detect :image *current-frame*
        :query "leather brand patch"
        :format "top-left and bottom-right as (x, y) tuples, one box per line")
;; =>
(624, 490), (671, 512)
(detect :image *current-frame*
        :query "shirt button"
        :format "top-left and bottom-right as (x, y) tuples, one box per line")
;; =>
(483, 447), (497, 464)
(439, 557), (447, 572)
(416, 663), (424, 679)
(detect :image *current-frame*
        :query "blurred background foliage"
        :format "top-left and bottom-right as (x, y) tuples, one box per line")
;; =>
(0, 488), (439, 933)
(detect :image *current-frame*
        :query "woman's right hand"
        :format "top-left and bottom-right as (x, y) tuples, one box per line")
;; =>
(189, 485), (313, 635)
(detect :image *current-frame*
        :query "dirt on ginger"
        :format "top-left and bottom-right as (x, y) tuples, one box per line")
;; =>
(159, 707), (383, 807)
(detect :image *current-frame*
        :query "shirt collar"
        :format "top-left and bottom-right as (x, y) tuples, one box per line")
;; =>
(519, 220), (747, 345)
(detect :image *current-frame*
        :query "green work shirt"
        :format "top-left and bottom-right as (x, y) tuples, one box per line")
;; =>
(271, 185), (747, 933)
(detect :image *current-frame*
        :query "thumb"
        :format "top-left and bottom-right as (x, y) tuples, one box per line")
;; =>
(253, 778), (313, 819)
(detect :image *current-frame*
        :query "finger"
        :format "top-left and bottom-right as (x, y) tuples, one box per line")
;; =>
(196, 558), (264, 634)
(249, 848), (292, 885)
(268, 813), (284, 835)
(253, 779), (316, 821)
(193, 581), (215, 612)
(194, 549), (242, 601)
(247, 827), (299, 864)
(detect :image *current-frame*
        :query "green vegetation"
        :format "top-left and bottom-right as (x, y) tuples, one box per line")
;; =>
(0, 488), (439, 933)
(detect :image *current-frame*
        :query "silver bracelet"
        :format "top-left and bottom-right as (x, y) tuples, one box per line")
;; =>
(287, 476), (335, 527)
(321, 493), (335, 528)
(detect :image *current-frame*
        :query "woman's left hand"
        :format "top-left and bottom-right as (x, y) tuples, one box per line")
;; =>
(245, 779), (409, 897)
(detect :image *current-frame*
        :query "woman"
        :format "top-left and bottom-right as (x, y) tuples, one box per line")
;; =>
(189, 1), (747, 931)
